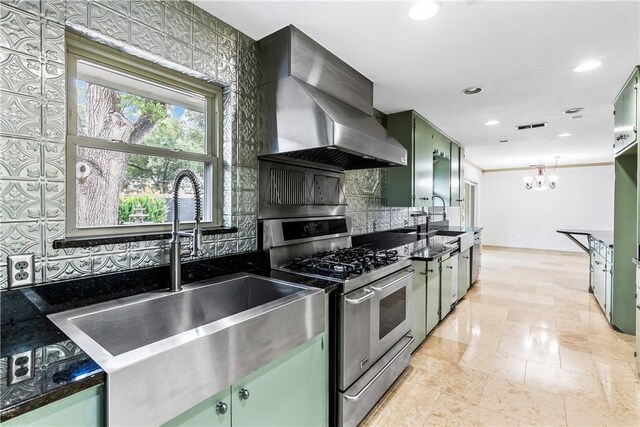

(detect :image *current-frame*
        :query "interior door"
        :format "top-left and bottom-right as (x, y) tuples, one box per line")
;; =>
(414, 117), (433, 207)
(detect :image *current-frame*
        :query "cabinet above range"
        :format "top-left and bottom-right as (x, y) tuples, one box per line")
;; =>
(385, 110), (465, 208)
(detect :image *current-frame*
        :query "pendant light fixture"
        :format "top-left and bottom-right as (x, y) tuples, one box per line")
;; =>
(523, 157), (559, 191)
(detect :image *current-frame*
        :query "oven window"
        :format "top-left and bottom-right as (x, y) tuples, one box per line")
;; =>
(379, 287), (406, 339)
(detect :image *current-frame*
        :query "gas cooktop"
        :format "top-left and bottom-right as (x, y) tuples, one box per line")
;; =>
(282, 248), (402, 281)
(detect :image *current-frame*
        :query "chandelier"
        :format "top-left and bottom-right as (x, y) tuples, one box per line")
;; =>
(523, 157), (559, 191)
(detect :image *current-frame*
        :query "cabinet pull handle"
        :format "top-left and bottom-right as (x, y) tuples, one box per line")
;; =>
(238, 388), (250, 400)
(428, 269), (434, 273)
(445, 266), (454, 269)
(616, 133), (628, 141)
(420, 271), (427, 275)
(216, 402), (228, 414)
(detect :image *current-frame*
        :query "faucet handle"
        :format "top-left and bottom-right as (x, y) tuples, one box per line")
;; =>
(191, 227), (203, 257)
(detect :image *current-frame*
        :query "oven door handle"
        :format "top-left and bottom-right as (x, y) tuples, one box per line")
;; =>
(343, 336), (415, 402)
(345, 288), (375, 305)
(370, 269), (415, 292)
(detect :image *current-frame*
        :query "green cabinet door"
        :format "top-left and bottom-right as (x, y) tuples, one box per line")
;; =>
(440, 257), (453, 320)
(426, 260), (440, 335)
(458, 249), (471, 300)
(411, 261), (427, 352)
(2, 386), (103, 427)
(614, 69), (638, 153)
(450, 143), (461, 207)
(231, 332), (326, 427)
(414, 116), (434, 207)
(162, 387), (231, 427)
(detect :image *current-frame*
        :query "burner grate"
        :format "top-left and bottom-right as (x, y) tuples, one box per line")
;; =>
(285, 248), (400, 279)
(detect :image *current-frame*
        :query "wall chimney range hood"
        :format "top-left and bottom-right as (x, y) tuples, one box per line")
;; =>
(257, 26), (407, 170)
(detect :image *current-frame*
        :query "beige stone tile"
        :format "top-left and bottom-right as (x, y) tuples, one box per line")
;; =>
(442, 364), (489, 405)
(465, 329), (503, 353)
(564, 393), (622, 426)
(479, 376), (566, 425)
(529, 325), (591, 354)
(459, 346), (527, 384)
(418, 336), (468, 364)
(507, 309), (557, 329)
(525, 360), (605, 400)
(478, 317), (531, 339)
(588, 337), (636, 363)
(377, 378), (440, 426)
(409, 355), (455, 391)
(478, 376), (567, 426)
(424, 393), (520, 426)
(498, 335), (561, 367)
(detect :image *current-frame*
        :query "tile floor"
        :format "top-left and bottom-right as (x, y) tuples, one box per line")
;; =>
(361, 246), (640, 426)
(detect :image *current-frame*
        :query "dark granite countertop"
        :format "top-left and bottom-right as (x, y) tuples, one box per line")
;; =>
(556, 229), (614, 248)
(353, 226), (462, 261)
(1, 251), (266, 422)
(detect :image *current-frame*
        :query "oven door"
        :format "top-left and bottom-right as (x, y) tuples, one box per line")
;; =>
(340, 268), (413, 390)
(370, 268), (413, 363)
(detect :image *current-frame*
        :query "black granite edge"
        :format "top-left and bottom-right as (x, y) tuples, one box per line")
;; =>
(1, 250), (267, 419)
(52, 226), (238, 249)
(410, 245), (458, 261)
(556, 229), (614, 248)
(0, 372), (106, 423)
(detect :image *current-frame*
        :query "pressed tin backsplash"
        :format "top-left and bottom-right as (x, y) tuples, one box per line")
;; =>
(0, 0), (422, 288)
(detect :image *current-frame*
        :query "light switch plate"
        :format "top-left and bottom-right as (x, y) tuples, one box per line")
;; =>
(8, 350), (35, 385)
(7, 254), (35, 288)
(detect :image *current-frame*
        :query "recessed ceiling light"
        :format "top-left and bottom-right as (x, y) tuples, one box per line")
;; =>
(484, 120), (500, 126)
(573, 60), (602, 72)
(564, 107), (584, 114)
(499, 139), (509, 143)
(463, 87), (482, 95)
(571, 115), (583, 119)
(409, 1), (441, 21)
(558, 133), (572, 137)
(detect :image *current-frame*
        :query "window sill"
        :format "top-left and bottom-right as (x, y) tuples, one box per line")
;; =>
(52, 227), (238, 249)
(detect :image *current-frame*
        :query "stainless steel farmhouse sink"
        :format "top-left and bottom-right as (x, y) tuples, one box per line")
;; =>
(48, 273), (324, 426)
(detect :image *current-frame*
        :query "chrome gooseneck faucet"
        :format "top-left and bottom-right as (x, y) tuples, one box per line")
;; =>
(169, 170), (203, 292)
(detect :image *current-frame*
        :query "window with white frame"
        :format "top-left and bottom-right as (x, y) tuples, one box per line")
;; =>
(65, 34), (222, 237)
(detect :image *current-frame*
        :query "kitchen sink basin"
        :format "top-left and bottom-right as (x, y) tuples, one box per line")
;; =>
(49, 273), (324, 426)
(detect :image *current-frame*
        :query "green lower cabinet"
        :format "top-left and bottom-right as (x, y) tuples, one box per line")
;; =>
(411, 261), (427, 352)
(162, 387), (231, 427)
(458, 249), (471, 300)
(231, 331), (326, 427)
(426, 260), (440, 335)
(2, 385), (103, 427)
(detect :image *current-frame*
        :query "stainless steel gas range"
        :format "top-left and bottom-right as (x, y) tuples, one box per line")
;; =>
(262, 212), (414, 427)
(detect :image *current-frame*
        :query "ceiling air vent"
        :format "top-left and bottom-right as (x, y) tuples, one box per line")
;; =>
(516, 122), (548, 131)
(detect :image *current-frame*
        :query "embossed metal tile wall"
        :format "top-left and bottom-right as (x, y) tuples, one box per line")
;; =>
(0, 0), (421, 288)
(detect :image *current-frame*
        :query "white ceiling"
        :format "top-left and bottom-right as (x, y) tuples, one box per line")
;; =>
(193, 0), (640, 169)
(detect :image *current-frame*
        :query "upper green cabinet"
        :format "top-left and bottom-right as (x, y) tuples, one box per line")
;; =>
(386, 110), (463, 209)
(386, 111), (434, 207)
(614, 68), (638, 154)
(450, 143), (464, 207)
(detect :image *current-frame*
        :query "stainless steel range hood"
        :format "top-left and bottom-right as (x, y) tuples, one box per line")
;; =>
(257, 26), (407, 170)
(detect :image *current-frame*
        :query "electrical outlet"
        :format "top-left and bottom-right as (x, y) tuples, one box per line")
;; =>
(7, 254), (35, 288)
(8, 350), (35, 385)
